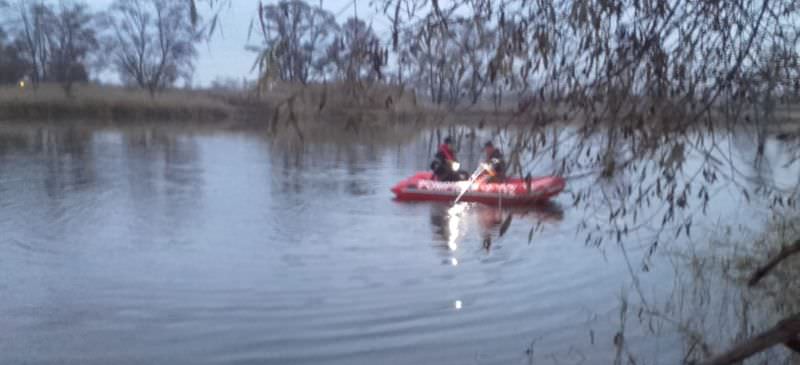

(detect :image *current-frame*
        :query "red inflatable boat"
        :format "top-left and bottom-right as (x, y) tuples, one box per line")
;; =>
(391, 172), (566, 205)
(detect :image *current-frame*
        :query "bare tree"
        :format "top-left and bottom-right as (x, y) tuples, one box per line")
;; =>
(324, 17), (385, 83)
(11, 0), (54, 86)
(391, 13), (505, 106)
(48, 1), (97, 95)
(396, 18), (463, 105)
(101, 0), (202, 96)
(250, 0), (338, 84)
(451, 18), (495, 105)
(0, 26), (28, 84)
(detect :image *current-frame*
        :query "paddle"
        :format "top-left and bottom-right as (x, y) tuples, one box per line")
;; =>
(453, 163), (489, 204)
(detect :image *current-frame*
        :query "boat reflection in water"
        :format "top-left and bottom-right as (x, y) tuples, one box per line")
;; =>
(429, 201), (564, 255)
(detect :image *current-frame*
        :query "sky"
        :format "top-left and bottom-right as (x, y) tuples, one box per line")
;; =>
(88, 0), (383, 86)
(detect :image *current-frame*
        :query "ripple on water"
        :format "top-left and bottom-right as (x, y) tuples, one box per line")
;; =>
(0, 126), (693, 364)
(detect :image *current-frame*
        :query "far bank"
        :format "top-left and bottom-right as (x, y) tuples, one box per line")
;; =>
(0, 82), (544, 135)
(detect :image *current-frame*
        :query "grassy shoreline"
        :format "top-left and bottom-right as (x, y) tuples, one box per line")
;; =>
(0, 84), (235, 123)
(0, 82), (536, 129)
(18, 82), (799, 142)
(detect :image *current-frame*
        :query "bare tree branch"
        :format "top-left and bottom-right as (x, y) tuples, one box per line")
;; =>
(696, 313), (800, 365)
(748, 239), (800, 286)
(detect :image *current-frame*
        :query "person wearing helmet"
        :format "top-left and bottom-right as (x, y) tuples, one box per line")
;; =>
(481, 141), (506, 182)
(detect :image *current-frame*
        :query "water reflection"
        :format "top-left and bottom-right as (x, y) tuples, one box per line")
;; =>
(122, 128), (205, 238)
(269, 142), (389, 196)
(429, 202), (565, 254)
(0, 130), (29, 156)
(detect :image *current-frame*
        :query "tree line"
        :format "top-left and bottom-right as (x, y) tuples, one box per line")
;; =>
(4, 0), (799, 112)
(249, 1), (386, 89)
(252, 0), (800, 112)
(249, 0), (504, 108)
(0, 0), (201, 96)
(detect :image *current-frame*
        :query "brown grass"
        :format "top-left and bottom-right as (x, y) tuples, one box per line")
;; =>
(241, 80), (546, 141)
(229, 81), (430, 139)
(0, 83), (232, 122)
(0, 81), (539, 136)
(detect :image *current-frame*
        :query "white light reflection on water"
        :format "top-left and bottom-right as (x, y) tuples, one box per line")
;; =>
(446, 203), (470, 251)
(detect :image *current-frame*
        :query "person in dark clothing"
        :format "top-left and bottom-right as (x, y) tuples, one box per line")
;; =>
(430, 136), (466, 181)
(481, 141), (506, 182)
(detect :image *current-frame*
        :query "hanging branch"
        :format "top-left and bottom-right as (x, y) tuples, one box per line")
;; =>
(695, 313), (800, 365)
(747, 239), (800, 286)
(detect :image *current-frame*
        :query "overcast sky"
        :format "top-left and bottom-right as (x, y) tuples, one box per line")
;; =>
(88, 0), (383, 86)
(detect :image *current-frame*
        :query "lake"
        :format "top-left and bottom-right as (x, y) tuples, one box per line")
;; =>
(0, 124), (792, 364)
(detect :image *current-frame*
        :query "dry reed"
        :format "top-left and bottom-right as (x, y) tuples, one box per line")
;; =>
(0, 83), (232, 122)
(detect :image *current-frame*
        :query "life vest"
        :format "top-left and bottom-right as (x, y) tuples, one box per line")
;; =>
(483, 148), (506, 176)
(438, 144), (455, 162)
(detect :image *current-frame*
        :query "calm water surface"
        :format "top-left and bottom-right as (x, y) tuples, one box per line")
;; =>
(0, 125), (784, 364)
